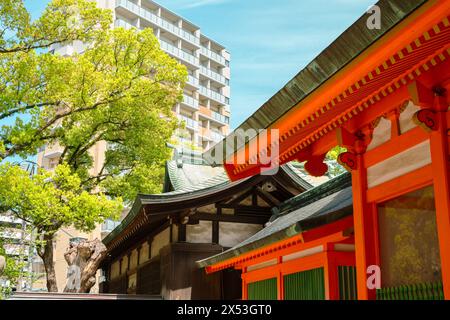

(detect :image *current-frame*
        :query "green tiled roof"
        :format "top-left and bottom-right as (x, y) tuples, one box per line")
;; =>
(197, 173), (352, 268)
(165, 160), (228, 192)
(103, 161), (313, 246)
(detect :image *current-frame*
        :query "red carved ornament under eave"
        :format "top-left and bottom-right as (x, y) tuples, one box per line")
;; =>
(413, 109), (439, 132)
(304, 155), (328, 177)
(337, 152), (357, 172)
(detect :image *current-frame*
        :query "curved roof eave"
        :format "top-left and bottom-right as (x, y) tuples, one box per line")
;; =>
(202, 0), (428, 164)
(102, 164), (312, 246)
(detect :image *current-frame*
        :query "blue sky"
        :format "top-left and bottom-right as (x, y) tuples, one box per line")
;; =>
(25, 0), (375, 129)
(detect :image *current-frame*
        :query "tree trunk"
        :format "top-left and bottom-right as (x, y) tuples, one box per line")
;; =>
(64, 239), (107, 293)
(38, 234), (58, 292)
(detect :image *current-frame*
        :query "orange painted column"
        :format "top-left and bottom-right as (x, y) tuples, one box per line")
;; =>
(241, 268), (248, 300)
(351, 151), (377, 300)
(429, 96), (450, 299)
(276, 257), (284, 300)
(325, 249), (339, 300)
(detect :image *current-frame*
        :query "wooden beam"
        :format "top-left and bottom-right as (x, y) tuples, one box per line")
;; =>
(407, 80), (434, 108)
(226, 188), (255, 206)
(217, 202), (270, 211)
(336, 127), (357, 150)
(178, 224), (186, 242)
(255, 186), (281, 207)
(190, 213), (268, 225)
(212, 221), (219, 244)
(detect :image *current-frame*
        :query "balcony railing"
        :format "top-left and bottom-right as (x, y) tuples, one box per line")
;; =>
(199, 86), (228, 105)
(200, 46), (226, 65)
(114, 19), (135, 29)
(181, 94), (199, 109)
(211, 111), (229, 124)
(159, 40), (199, 66)
(0, 215), (24, 225)
(187, 75), (199, 87)
(101, 219), (121, 233)
(376, 282), (444, 300)
(116, 0), (200, 46)
(199, 66), (227, 85)
(178, 114), (199, 131)
(210, 130), (224, 142)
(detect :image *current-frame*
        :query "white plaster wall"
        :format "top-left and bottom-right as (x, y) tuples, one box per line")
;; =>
(186, 221), (212, 243)
(399, 101), (420, 134)
(151, 228), (170, 257)
(130, 249), (138, 270)
(367, 140), (431, 188)
(110, 260), (120, 279)
(367, 117), (391, 151)
(219, 222), (263, 248)
(141, 242), (149, 262)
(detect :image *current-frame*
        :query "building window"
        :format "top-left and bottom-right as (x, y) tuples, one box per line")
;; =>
(225, 60), (230, 67)
(377, 185), (441, 287)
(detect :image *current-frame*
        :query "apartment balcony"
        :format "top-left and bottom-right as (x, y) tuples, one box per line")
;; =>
(114, 18), (135, 29)
(199, 106), (229, 126)
(177, 114), (199, 131)
(101, 219), (121, 238)
(210, 130), (225, 143)
(181, 94), (199, 110)
(159, 40), (199, 66)
(187, 75), (199, 88)
(0, 215), (24, 225)
(176, 136), (196, 146)
(4, 244), (26, 256)
(199, 66), (227, 86)
(43, 150), (63, 159)
(115, 0), (200, 46)
(199, 86), (229, 105)
(200, 46), (226, 66)
(0, 229), (26, 241)
(199, 127), (211, 140)
(199, 127), (222, 141)
(211, 110), (230, 125)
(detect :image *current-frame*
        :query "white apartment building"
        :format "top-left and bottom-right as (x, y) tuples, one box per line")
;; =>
(54, 0), (231, 151)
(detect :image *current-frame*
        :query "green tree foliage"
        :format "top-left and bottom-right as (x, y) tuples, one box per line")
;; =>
(0, 238), (27, 299)
(0, 0), (187, 292)
(0, 163), (123, 292)
(325, 146), (347, 177)
(0, 0), (187, 201)
(0, 0), (111, 54)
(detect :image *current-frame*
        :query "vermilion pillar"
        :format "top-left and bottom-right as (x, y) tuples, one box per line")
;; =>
(324, 249), (339, 300)
(350, 148), (377, 300)
(241, 268), (248, 300)
(277, 257), (284, 300)
(429, 95), (450, 299)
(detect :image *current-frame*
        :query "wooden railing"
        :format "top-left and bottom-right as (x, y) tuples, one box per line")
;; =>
(376, 282), (444, 300)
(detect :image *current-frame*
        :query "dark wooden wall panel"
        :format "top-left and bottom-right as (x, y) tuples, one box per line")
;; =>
(108, 275), (127, 294)
(137, 258), (161, 295)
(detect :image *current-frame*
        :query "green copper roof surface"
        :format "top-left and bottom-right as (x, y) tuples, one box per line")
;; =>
(197, 173), (352, 268)
(103, 161), (313, 246)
